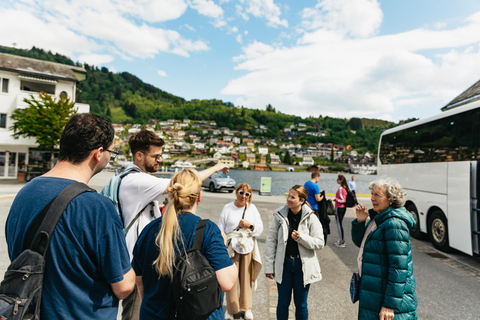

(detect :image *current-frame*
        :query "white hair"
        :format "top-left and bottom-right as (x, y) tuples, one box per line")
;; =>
(368, 176), (406, 208)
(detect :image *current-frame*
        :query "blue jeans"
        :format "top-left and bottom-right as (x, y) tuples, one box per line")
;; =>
(276, 256), (310, 320)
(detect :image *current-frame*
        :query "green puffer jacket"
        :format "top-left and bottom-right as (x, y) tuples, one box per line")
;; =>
(351, 206), (417, 320)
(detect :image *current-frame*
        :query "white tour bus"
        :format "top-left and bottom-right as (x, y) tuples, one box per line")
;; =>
(378, 99), (480, 255)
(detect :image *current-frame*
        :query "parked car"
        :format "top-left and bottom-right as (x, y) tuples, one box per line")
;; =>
(202, 172), (236, 193)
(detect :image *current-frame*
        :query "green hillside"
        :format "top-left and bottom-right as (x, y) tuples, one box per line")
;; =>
(0, 45), (395, 153)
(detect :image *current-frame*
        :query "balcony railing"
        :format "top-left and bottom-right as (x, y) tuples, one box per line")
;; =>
(16, 92), (90, 113)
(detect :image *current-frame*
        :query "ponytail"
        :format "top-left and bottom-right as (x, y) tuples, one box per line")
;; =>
(153, 169), (201, 277)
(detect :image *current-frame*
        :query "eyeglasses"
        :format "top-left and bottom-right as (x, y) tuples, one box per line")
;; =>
(371, 192), (386, 199)
(140, 151), (162, 162)
(105, 148), (119, 160)
(238, 191), (251, 197)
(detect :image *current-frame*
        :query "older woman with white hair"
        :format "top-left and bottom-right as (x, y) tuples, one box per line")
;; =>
(352, 177), (417, 320)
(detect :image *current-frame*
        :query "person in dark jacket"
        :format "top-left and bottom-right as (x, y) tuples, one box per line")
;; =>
(352, 177), (417, 320)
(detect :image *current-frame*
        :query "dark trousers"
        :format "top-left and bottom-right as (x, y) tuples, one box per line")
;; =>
(276, 257), (310, 320)
(122, 285), (141, 320)
(335, 207), (346, 241)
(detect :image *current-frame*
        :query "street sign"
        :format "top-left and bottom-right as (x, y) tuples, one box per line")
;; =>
(260, 177), (272, 196)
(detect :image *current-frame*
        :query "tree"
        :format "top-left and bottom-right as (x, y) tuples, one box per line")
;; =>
(10, 92), (77, 167)
(349, 117), (362, 130)
(284, 150), (293, 165)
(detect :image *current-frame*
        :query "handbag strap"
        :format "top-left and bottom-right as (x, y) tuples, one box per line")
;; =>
(234, 205), (248, 231)
(29, 182), (95, 256)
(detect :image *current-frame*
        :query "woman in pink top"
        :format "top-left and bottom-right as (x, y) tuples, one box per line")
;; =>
(331, 175), (351, 247)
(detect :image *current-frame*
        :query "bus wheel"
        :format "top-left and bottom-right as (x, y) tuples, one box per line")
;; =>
(406, 203), (422, 239)
(428, 210), (450, 252)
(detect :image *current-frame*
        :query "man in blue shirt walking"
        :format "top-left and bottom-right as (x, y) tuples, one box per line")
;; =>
(304, 171), (324, 217)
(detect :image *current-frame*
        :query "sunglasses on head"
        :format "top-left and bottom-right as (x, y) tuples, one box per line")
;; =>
(238, 191), (251, 197)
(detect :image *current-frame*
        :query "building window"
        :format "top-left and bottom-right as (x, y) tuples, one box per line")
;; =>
(0, 114), (6, 128)
(20, 80), (55, 94)
(1, 78), (9, 93)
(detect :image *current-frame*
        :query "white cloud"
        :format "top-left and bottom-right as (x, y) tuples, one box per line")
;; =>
(434, 22), (446, 30)
(184, 24), (196, 31)
(0, 0), (209, 62)
(114, 0), (189, 23)
(188, 0), (223, 18)
(232, 26), (239, 33)
(78, 53), (115, 66)
(235, 0), (287, 27)
(188, 0), (227, 28)
(302, 0), (382, 38)
(245, 0), (288, 28)
(236, 34), (243, 43)
(236, 5), (250, 21)
(0, 7), (99, 58)
(222, 10), (480, 120)
(157, 70), (167, 77)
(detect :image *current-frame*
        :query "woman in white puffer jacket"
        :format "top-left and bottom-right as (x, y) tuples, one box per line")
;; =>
(264, 185), (324, 320)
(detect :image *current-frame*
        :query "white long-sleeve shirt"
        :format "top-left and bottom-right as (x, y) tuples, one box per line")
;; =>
(218, 202), (263, 237)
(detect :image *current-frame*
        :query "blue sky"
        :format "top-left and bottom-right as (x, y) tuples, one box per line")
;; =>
(2, 0), (480, 122)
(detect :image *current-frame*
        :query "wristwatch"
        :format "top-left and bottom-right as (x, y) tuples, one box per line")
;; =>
(249, 224), (254, 230)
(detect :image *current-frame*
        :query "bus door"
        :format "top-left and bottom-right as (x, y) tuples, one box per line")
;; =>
(471, 161), (480, 255)
(446, 161), (473, 255)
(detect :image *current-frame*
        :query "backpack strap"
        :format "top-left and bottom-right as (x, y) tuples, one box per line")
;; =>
(192, 219), (208, 251)
(124, 201), (155, 235)
(23, 196), (56, 252)
(29, 182), (95, 256)
(117, 168), (140, 224)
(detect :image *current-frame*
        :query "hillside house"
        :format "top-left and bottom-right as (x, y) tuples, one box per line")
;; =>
(301, 156), (314, 166)
(258, 146), (268, 155)
(239, 145), (248, 153)
(270, 154), (280, 165)
(219, 156), (235, 167)
(246, 153), (256, 163)
(0, 53), (89, 179)
(254, 163), (267, 171)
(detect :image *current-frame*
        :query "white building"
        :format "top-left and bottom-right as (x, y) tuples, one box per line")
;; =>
(258, 146), (269, 155)
(270, 154), (280, 165)
(0, 53), (88, 179)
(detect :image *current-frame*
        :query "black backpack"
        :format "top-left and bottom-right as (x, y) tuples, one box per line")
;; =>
(0, 183), (94, 320)
(345, 190), (356, 208)
(171, 219), (221, 320)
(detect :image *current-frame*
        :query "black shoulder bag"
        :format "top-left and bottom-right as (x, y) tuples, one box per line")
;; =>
(0, 182), (95, 319)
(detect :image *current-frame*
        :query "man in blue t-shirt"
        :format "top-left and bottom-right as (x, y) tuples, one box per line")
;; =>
(6, 113), (135, 320)
(304, 171), (324, 217)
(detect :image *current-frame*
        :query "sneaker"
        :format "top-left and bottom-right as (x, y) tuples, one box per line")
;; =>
(225, 310), (233, 320)
(244, 309), (254, 320)
(333, 240), (346, 248)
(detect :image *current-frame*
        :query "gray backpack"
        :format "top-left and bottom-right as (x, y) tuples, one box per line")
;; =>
(0, 183), (94, 320)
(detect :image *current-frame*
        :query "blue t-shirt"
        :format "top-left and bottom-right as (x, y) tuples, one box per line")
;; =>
(132, 212), (234, 320)
(5, 177), (132, 320)
(304, 181), (320, 210)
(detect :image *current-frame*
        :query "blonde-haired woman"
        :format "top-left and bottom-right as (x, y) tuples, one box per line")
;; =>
(265, 185), (324, 320)
(132, 168), (237, 320)
(218, 183), (264, 320)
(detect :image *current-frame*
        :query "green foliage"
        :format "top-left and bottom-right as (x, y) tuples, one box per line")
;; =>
(283, 150), (293, 165)
(10, 92), (77, 156)
(349, 117), (362, 130)
(0, 45), (75, 65)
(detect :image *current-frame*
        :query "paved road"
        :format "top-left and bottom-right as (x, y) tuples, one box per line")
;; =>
(1, 171), (480, 319)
